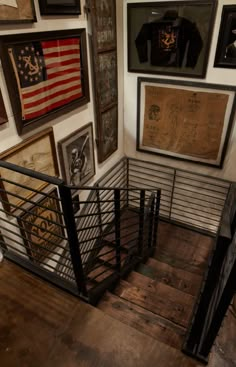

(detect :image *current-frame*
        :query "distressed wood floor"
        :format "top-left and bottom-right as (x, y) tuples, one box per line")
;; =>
(0, 222), (235, 367)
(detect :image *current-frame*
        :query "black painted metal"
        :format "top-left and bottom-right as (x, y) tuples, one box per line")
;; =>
(114, 189), (121, 272)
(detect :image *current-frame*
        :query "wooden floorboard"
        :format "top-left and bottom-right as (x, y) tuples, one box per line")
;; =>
(137, 258), (202, 296)
(99, 292), (186, 350)
(114, 279), (194, 328)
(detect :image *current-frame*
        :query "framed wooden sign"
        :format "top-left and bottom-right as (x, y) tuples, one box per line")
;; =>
(58, 122), (95, 186)
(127, 1), (217, 78)
(87, 0), (118, 162)
(0, 29), (90, 135)
(0, 89), (8, 125)
(18, 187), (64, 263)
(214, 5), (236, 68)
(0, 128), (59, 214)
(0, 0), (36, 24)
(39, 0), (81, 15)
(137, 77), (236, 167)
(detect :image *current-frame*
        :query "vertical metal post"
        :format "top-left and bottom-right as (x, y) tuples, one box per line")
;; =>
(169, 169), (176, 220)
(114, 189), (121, 272)
(126, 158), (129, 208)
(58, 184), (88, 297)
(148, 196), (155, 250)
(152, 190), (161, 249)
(138, 190), (145, 256)
(96, 185), (103, 236)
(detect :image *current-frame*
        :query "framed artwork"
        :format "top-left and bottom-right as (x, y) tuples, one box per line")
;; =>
(127, 1), (217, 78)
(0, 0), (36, 24)
(99, 105), (118, 161)
(88, 0), (117, 52)
(0, 89), (8, 125)
(96, 51), (118, 109)
(0, 231), (6, 251)
(87, 0), (118, 162)
(137, 77), (236, 167)
(214, 5), (236, 68)
(39, 0), (81, 15)
(58, 122), (95, 186)
(0, 29), (90, 135)
(17, 187), (64, 263)
(0, 127), (59, 214)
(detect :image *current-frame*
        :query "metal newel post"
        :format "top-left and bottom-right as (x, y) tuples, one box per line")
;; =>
(58, 184), (88, 297)
(153, 190), (161, 248)
(114, 189), (121, 271)
(138, 190), (145, 256)
(148, 195), (155, 250)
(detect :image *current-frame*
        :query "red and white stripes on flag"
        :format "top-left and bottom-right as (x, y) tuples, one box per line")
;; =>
(14, 38), (82, 120)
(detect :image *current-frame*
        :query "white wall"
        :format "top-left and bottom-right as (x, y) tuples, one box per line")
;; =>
(0, 0), (124, 184)
(123, 0), (236, 181)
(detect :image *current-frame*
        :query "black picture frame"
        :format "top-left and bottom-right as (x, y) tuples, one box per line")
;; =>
(0, 29), (90, 135)
(214, 5), (236, 68)
(39, 0), (81, 15)
(127, 1), (217, 78)
(137, 77), (236, 168)
(0, 0), (36, 24)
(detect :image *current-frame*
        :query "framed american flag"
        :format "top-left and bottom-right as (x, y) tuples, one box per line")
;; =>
(0, 29), (90, 135)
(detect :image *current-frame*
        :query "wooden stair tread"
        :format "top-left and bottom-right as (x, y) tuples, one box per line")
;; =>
(114, 279), (194, 328)
(98, 291), (185, 350)
(97, 245), (126, 266)
(137, 258), (202, 296)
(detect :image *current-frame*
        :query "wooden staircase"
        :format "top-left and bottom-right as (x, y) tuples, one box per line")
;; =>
(98, 221), (215, 351)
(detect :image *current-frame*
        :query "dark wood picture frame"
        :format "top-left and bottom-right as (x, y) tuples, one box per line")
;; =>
(39, 0), (81, 15)
(214, 5), (236, 68)
(0, 0), (36, 24)
(58, 122), (95, 186)
(0, 29), (90, 135)
(0, 89), (8, 125)
(127, 0), (217, 78)
(17, 187), (64, 264)
(0, 127), (59, 214)
(87, 0), (118, 162)
(137, 77), (236, 168)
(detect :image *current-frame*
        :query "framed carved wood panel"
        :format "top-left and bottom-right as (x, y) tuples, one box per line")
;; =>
(87, 0), (118, 163)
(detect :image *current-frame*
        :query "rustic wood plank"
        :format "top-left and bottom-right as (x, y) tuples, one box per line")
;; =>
(114, 280), (194, 328)
(98, 292), (185, 350)
(137, 259), (202, 296)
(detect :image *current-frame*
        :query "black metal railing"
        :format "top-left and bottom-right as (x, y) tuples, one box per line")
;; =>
(0, 158), (160, 304)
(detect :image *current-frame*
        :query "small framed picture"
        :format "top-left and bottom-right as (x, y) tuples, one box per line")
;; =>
(58, 122), (95, 186)
(98, 105), (118, 162)
(0, 29), (90, 135)
(0, 89), (8, 125)
(0, 0), (36, 24)
(0, 127), (59, 214)
(17, 187), (64, 263)
(127, 1), (217, 78)
(38, 0), (81, 15)
(214, 5), (236, 68)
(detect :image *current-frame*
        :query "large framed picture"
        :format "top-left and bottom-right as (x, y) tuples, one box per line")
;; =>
(58, 122), (95, 186)
(0, 89), (8, 125)
(137, 77), (236, 167)
(17, 187), (64, 263)
(0, 0), (36, 24)
(0, 128), (59, 214)
(0, 29), (90, 135)
(127, 1), (217, 78)
(214, 5), (236, 68)
(39, 0), (81, 15)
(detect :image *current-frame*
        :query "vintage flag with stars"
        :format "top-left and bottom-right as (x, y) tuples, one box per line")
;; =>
(8, 37), (82, 120)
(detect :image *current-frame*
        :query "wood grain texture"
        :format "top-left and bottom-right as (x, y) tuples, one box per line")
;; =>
(114, 280), (194, 328)
(99, 292), (185, 350)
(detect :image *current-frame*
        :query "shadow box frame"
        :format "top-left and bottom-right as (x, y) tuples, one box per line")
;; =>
(137, 77), (236, 168)
(0, 127), (59, 214)
(87, 0), (118, 163)
(17, 187), (64, 264)
(0, 0), (36, 24)
(0, 28), (90, 135)
(214, 5), (236, 69)
(38, 0), (81, 15)
(58, 122), (96, 187)
(127, 0), (217, 78)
